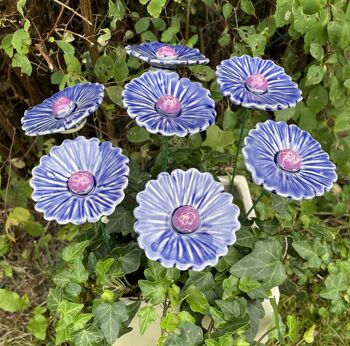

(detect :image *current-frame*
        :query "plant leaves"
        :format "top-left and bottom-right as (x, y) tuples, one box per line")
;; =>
(230, 240), (287, 288)
(94, 301), (128, 344)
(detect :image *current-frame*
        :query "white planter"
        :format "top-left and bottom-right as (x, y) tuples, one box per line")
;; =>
(115, 175), (279, 346)
(218, 175), (280, 344)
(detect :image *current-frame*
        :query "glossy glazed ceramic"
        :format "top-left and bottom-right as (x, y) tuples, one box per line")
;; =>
(243, 120), (337, 199)
(125, 42), (209, 68)
(122, 70), (216, 136)
(134, 168), (240, 271)
(30, 136), (129, 224)
(22, 83), (104, 135)
(216, 55), (302, 111)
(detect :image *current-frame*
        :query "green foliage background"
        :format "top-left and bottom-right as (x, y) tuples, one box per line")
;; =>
(1, 0), (350, 345)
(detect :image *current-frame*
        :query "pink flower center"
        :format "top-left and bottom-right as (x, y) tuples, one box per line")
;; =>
(53, 96), (76, 119)
(156, 95), (182, 116)
(172, 205), (201, 234)
(276, 149), (301, 173)
(68, 171), (94, 195)
(245, 74), (268, 94)
(156, 45), (177, 59)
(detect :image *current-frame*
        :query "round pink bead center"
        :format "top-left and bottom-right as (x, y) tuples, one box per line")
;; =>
(53, 96), (76, 118)
(276, 149), (301, 173)
(68, 170), (94, 195)
(156, 95), (182, 116)
(172, 205), (201, 234)
(245, 74), (268, 94)
(156, 45), (177, 59)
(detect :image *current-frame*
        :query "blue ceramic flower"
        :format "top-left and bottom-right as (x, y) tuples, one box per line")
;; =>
(30, 136), (129, 225)
(122, 70), (216, 136)
(216, 55), (302, 111)
(243, 120), (337, 200)
(134, 168), (240, 271)
(125, 42), (209, 68)
(22, 83), (105, 136)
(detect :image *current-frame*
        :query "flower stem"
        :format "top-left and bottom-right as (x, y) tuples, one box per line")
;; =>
(230, 110), (248, 194)
(161, 136), (169, 171)
(245, 190), (266, 219)
(99, 221), (111, 253)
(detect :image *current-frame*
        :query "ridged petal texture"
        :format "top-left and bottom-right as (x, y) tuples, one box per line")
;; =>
(22, 83), (105, 136)
(243, 120), (337, 200)
(122, 70), (216, 136)
(216, 55), (302, 111)
(30, 137), (129, 224)
(125, 42), (209, 68)
(134, 169), (241, 271)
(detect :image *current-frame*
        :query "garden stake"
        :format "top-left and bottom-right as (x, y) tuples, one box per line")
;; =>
(245, 190), (266, 219)
(230, 110), (247, 194)
(161, 136), (169, 171)
(99, 221), (111, 253)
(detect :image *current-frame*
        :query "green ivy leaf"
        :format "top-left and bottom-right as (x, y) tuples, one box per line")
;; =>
(16, 0), (27, 16)
(309, 42), (324, 61)
(57, 300), (84, 323)
(305, 65), (325, 86)
(95, 258), (115, 285)
(292, 240), (329, 268)
(11, 29), (31, 54)
(109, 0), (125, 28)
(286, 315), (298, 343)
(72, 325), (104, 346)
(12, 53), (32, 75)
(138, 280), (168, 304)
(230, 240), (287, 288)
(320, 272), (349, 300)
(27, 314), (48, 341)
(127, 126), (151, 143)
(106, 206), (135, 236)
(190, 65), (215, 82)
(110, 243), (142, 276)
(47, 288), (63, 312)
(135, 17), (150, 33)
(245, 300), (265, 342)
(222, 106), (238, 130)
(186, 285), (209, 314)
(274, 0), (293, 28)
(147, 0), (167, 18)
(202, 125), (234, 152)
(306, 85), (328, 113)
(222, 3), (233, 20)
(105, 85), (123, 107)
(164, 322), (203, 346)
(113, 56), (129, 81)
(73, 313), (93, 332)
(94, 55), (115, 82)
(0, 289), (29, 312)
(303, 324), (316, 343)
(62, 241), (89, 263)
(68, 259), (89, 284)
(138, 306), (157, 334)
(239, 277), (261, 292)
(240, 0), (255, 15)
(94, 301), (129, 344)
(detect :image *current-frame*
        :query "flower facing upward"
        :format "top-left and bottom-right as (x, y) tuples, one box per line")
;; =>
(125, 42), (209, 68)
(22, 83), (104, 136)
(30, 137), (129, 224)
(243, 120), (337, 200)
(122, 70), (216, 136)
(134, 168), (241, 271)
(216, 55), (302, 111)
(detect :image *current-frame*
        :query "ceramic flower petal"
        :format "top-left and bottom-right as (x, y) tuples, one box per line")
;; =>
(30, 136), (129, 224)
(125, 42), (209, 68)
(122, 70), (216, 137)
(243, 120), (337, 200)
(22, 83), (105, 136)
(216, 55), (302, 111)
(134, 168), (241, 271)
